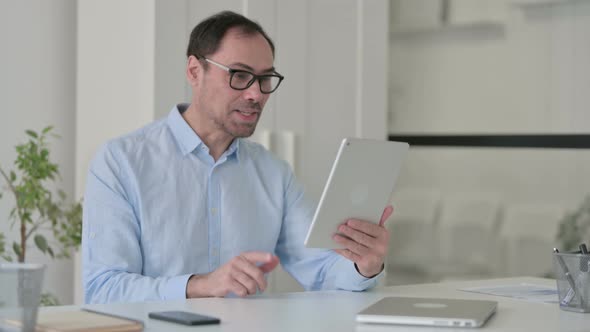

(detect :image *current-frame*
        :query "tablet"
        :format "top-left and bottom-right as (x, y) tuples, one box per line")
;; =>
(304, 138), (408, 249)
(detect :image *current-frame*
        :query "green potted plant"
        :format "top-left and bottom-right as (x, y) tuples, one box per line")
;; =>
(0, 127), (82, 305)
(556, 195), (590, 252)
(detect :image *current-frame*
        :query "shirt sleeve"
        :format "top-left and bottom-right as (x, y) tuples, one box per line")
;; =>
(82, 143), (191, 304)
(274, 162), (383, 291)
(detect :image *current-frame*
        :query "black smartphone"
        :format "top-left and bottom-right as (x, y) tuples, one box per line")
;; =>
(148, 310), (220, 326)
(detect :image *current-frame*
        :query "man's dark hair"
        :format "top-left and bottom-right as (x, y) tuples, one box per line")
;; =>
(186, 11), (275, 65)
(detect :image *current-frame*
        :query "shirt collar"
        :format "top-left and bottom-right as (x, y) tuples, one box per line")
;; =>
(167, 103), (241, 161)
(225, 138), (241, 161)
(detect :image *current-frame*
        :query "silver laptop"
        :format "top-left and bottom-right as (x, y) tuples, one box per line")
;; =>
(356, 297), (497, 328)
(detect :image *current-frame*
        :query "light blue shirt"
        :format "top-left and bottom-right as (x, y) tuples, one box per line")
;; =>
(82, 104), (380, 304)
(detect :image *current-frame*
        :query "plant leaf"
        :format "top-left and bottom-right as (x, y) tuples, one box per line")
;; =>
(42, 126), (53, 134)
(12, 242), (21, 258)
(34, 234), (48, 253)
(9, 171), (16, 182)
(46, 246), (54, 258)
(39, 292), (60, 306)
(0, 233), (5, 255)
(25, 130), (38, 139)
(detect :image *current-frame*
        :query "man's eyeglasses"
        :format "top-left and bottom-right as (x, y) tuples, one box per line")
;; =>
(203, 57), (284, 94)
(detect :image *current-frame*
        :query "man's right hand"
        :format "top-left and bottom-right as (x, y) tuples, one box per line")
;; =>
(186, 251), (279, 298)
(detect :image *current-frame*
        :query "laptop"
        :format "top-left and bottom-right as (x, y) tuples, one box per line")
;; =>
(304, 138), (409, 248)
(356, 297), (497, 328)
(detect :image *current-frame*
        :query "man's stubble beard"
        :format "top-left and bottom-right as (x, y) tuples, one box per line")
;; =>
(224, 116), (258, 138)
(218, 102), (263, 138)
(208, 107), (260, 138)
(198, 85), (262, 138)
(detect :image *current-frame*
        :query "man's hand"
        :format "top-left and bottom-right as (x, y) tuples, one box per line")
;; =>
(333, 205), (393, 278)
(186, 251), (279, 298)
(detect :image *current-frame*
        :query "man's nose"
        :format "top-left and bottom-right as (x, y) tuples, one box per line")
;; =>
(242, 79), (263, 102)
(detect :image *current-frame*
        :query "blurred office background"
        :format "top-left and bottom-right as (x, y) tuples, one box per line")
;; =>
(0, 0), (589, 304)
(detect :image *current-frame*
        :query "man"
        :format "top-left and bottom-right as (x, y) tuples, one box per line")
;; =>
(83, 11), (392, 304)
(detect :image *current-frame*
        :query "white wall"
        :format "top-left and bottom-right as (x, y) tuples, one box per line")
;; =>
(389, 0), (590, 208)
(0, 0), (77, 304)
(155, 0), (189, 117)
(387, 0), (590, 282)
(75, 0), (158, 304)
(75, 0), (156, 199)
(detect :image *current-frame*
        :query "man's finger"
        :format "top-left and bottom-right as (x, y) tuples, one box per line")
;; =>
(230, 280), (249, 297)
(334, 248), (361, 263)
(241, 251), (275, 264)
(338, 224), (375, 248)
(333, 234), (370, 256)
(379, 205), (394, 227)
(236, 256), (267, 292)
(232, 269), (259, 295)
(241, 251), (279, 273)
(260, 255), (280, 273)
(345, 219), (384, 237)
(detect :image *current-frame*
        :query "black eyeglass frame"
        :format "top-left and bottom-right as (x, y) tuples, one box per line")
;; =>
(200, 57), (284, 94)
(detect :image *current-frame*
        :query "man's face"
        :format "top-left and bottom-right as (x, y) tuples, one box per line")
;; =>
(193, 28), (274, 138)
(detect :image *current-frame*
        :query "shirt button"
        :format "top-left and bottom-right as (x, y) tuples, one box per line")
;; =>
(212, 249), (219, 257)
(89, 232), (96, 239)
(211, 208), (217, 215)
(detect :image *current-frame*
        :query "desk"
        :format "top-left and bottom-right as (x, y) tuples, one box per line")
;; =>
(44, 277), (589, 331)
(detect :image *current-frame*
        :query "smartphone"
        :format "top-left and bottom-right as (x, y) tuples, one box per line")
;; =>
(148, 310), (220, 326)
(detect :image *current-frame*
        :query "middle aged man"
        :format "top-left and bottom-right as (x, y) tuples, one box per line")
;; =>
(83, 11), (392, 304)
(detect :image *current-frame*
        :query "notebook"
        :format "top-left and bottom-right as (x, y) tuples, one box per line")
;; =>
(27, 309), (143, 332)
(356, 297), (497, 328)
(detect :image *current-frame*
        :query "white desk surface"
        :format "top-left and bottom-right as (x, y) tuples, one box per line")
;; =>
(44, 277), (590, 331)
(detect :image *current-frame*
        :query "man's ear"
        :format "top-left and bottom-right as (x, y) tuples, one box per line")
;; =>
(186, 55), (201, 86)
